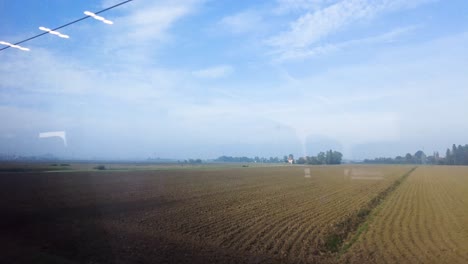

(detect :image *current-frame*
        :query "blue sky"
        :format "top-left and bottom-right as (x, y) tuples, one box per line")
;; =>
(1, 0), (468, 160)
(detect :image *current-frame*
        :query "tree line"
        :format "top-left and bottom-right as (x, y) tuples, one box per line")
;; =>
(295, 150), (343, 165)
(363, 144), (468, 165)
(178, 159), (203, 164)
(444, 144), (468, 165)
(215, 149), (343, 165)
(214, 156), (282, 163)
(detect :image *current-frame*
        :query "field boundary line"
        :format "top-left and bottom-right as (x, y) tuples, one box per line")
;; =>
(318, 167), (418, 257)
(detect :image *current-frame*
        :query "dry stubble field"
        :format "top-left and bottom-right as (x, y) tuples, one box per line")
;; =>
(342, 166), (468, 263)
(0, 164), (466, 263)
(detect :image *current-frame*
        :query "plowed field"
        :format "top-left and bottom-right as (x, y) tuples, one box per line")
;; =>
(0, 165), (421, 263)
(343, 166), (468, 263)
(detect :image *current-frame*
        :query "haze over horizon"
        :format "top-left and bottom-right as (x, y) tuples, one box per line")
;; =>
(1, 0), (468, 160)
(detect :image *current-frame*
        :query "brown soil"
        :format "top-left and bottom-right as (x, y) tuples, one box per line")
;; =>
(0, 165), (411, 263)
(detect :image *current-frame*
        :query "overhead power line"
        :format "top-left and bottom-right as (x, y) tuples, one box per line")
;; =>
(39, 27), (70, 39)
(84, 11), (114, 25)
(0, 41), (30, 51)
(0, 0), (133, 52)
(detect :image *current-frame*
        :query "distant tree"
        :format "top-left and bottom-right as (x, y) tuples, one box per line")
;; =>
(446, 148), (452, 165)
(447, 144), (468, 165)
(317, 152), (326, 164)
(297, 157), (306, 164)
(463, 145), (468, 165)
(325, 150), (332, 164)
(362, 144), (468, 165)
(405, 153), (413, 164)
(427, 155), (435, 164)
(293, 150), (342, 165)
(451, 144), (458, 165)
(331, 151), (343, 164)
(308, 156), (321, 165)
(395, 156), (404, 164)
(414, 150), (426, 164)
(434, 152), (440, 164)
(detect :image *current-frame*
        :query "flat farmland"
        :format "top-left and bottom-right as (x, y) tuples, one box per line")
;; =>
(0, 165), (416, 263)
(343, 166), (468, 263)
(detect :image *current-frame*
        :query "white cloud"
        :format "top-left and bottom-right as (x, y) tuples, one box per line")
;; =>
(192, 65), (234, 79)
(0, 46), (186, 106)
(268, 0), (435, 57)
(0, 0), (210, 117)
(0, 49), (95, 95)
(102, 0), (201, 38)
(274, 25), (418, 61)
(119, 3), (195, 42)
(96, 0), (204, 64)
(274, 0), (337, 14)
(219, 10), (264, 34)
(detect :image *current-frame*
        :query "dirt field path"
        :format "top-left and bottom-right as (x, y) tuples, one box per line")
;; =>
(343, 166), (468, 263)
